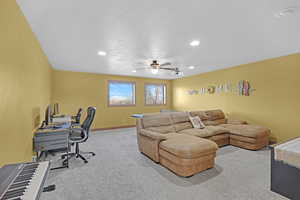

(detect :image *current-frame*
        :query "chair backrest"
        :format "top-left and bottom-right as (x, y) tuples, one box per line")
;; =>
(81, 107), (96, 139)
(75, 108), (83, 123)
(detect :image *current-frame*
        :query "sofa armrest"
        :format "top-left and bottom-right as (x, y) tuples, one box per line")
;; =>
(138, 129), (167, 163)
(140, 129), (168, 141)
(227, 119), (248, 125)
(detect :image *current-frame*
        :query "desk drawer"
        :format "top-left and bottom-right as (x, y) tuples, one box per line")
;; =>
(34, 134), (69, 142)
(35, 140), (68, 151)
(34, 133), (68, 142)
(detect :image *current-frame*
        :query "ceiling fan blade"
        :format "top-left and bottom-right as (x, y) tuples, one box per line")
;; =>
(135, 67), (149, 71)
(160, 62), (172, 67)
(160, 67), (176, 71)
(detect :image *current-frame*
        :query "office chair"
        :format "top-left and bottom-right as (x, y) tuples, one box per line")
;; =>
(71, 108), (83, 125)
(62, 107), (96, 164)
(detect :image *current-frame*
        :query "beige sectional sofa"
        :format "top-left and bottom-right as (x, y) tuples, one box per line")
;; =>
(136, 109), (270, 177)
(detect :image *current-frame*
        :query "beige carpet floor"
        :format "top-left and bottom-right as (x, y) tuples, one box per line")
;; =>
(41, 128), (288, 200)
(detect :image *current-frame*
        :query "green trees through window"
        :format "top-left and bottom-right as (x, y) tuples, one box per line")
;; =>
(145, 84), (166, 105)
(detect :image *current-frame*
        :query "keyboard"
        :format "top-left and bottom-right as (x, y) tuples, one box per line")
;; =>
(0, 161), (50, 200)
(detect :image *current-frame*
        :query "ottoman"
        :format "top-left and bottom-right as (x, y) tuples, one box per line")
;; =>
(158, 135), (218, 177)
(221, 124), (270, 150)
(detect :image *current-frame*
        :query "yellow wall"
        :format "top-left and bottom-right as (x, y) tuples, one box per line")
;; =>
(0, 0), (53, 166)
(172, 53), (300, 142)
(52, 70), (172, 129)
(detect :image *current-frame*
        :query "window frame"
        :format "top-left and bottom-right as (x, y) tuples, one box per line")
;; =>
(144, 83), (167, 106)
(107, 80), (136, 107)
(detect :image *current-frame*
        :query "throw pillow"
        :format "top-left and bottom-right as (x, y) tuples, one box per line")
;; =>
(189, 116), (205, 129)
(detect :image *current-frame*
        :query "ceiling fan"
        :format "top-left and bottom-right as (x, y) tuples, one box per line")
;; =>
(136, 60), (182, 75)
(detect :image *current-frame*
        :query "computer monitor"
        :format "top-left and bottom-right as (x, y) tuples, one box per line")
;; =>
(44, 105), (52, 126)
(53, 103), (59, 115)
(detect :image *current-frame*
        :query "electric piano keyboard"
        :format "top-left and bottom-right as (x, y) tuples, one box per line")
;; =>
(0, 161), (50, 200)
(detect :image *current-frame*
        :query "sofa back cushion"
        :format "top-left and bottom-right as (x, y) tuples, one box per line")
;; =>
(189, 111), (210, 120)
(189, 109), (227, 126)
(142, 114), (172, 127)
(170, 112), (190, 123)
(203, 118), (228, 126)
(204, 109), (225, 120)
(173, 122), (193, 132)
(145, 126), (175, 134)
(142, 113), (175, 134)
(169, 112), (193, 132)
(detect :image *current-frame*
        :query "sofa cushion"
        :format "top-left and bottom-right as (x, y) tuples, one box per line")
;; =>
(159, 135), (218, 159)
(227, 119), (248, 125)
(142, 114), (172, 128)
(145, 125), (175, 134)
(168, 112), (193, 132)
(174, 122), (193, 132)
(205, 109), (225, 120)
(203, 119), (227, 126)
(205, 133), (230, 141)
(221, 124), (270, 138)
(230, 134), (259, 144)
(170, 112), (190, 123)
(140, 130), (181, 140)
(179, 126), (228, 138)
(189, 111), (210, 120)
(140, 129), (169, 140)
(164, 132), (182, 139)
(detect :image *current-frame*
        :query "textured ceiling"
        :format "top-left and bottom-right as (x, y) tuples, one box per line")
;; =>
(17, 0), (300, 79)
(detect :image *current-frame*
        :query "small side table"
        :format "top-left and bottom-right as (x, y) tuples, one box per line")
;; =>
(131, 114), (144, 119)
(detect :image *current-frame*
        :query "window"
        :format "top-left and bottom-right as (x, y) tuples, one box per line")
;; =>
(145, 84), (166, 105)
(108, 81), (135, 106)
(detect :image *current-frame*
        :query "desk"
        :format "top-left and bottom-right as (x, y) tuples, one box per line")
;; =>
(34, 121), (72, 169)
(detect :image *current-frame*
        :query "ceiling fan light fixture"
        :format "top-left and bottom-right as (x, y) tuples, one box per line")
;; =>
(189, 66), (195, 69)
(190, 40), (200, 47)
(151, 68), (159, 74)
(150, 60), (160, 68)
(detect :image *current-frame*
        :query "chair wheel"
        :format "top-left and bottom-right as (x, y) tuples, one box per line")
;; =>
(61, 155), (66, 159)
(84, 160), (88, 163)
(92, 153), (96, 156)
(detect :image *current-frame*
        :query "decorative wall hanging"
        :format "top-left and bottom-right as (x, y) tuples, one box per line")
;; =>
(238, 80), (244, 96)
(187, 89), (199, 95)
(225, 83), (233, 93)
(207, 86), (216, 94)
(199, 88), (206, 94)
(238, 80), (255, 96)
(187, 80), (255, 96)
(216, 84), (223, 93)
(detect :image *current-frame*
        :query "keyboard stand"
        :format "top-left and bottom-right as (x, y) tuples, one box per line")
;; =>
(50, 149), (69, 170)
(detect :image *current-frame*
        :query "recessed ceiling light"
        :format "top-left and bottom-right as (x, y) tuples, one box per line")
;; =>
(97, 51), (107, 56)
(190, 40), (200, 47)
(188, 66), (195, 69)
(132, 70), (137, 73)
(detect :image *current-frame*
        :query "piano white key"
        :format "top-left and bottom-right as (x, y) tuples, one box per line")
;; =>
(21, 161), (49, 200)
